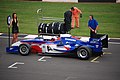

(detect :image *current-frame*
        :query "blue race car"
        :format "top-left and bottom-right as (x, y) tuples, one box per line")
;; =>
(6, 34), (108, 60)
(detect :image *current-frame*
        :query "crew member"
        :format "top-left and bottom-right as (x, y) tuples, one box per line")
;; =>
(71, 7), (82, 28)
(88, 15), (99, 38)
(64, 9), (72, 33)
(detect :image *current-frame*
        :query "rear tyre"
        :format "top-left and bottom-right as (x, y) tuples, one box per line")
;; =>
(77, 46), (92, 60)
(19, 44), (30, 56)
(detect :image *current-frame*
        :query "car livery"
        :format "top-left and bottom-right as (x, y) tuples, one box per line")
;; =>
(6, 34), (108, 59)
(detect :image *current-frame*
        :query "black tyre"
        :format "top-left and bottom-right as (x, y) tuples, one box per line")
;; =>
(53, 22), (60, 34)
(60, 23), (66, 34)
(77, 46), (92, 60)
(19, 44), (30, 56)
(42, 23), (47, 33)
(38, 23), (44, 33)
(48, 22), (55, 34)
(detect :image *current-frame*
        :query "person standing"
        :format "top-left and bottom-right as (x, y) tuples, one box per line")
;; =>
(71, 7), (82, 28)
(88, 15), (99, 38)
(11, 13), (19, 43)
(64, 9), (72, 33)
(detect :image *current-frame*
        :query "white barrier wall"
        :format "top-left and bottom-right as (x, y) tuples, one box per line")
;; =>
(116, 0), (120, 3)
(42, 0), (78, 3)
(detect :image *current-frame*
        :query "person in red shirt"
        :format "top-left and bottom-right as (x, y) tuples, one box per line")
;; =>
(71, 7), (82, 28)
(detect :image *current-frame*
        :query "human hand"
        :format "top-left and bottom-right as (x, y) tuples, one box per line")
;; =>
(94, 30), (97, 33)
(92, 29), (94, 32)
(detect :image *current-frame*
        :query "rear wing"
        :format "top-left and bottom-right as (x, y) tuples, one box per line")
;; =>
(96, 34), (108, 48)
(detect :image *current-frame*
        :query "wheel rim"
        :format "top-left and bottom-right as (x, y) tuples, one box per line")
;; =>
(78, 49), (88, 58)
(20, 45), (29, 54)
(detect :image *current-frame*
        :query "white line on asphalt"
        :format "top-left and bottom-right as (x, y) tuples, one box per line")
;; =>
(108, 42), (120, 45)
(103, 52), (112, 55)
(110, 38), (120, 40)
(90, 56), (100, 63)
(38, 56), (52, 62)
(65, 77), (77, 80)
(38, 56), (46, 62)
(8, 62), (17, 69)
(91, 52), (112, 63)
(103, 48), (108, 50)
(8, 62), (24, 69)
(0, 36), (24, 39)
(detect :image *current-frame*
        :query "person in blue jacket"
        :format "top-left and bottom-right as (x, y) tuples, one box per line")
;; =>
(88, 15), (99, 38)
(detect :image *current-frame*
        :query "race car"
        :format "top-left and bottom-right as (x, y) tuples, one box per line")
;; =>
(6, 34), (108, 60)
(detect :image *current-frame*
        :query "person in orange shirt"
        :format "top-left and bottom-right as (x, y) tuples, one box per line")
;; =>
(71, 7), (82, 28)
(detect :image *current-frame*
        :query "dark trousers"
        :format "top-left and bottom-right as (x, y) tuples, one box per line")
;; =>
(64, 21), (71, 33)
(90, 30), (97, 38)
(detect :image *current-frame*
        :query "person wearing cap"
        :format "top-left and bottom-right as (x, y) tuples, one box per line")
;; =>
(88, 15), (99, 38)
(71, 7), (82, 28)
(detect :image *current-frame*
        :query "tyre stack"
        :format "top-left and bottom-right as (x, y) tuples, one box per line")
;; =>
(38, 22), (66, 34)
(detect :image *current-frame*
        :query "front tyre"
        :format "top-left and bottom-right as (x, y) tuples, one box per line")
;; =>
(77, 46), (92, 60)
(19, 44), (30, 56)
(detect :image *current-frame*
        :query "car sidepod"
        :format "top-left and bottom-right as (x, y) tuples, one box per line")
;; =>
(40, 43), (72, 54)
(40, 38), (77, 54)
